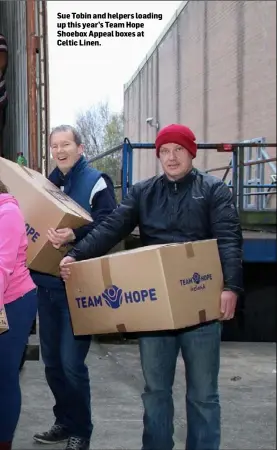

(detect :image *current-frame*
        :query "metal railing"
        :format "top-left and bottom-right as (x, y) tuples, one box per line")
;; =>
(204, 140), (276, 211)
(88, 143), (123, 202)
(88, 138), (277, 212)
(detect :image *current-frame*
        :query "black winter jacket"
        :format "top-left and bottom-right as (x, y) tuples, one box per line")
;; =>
(67, 168), (243, 294)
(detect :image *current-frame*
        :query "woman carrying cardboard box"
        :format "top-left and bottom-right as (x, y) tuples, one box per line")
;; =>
(0, 179), (38, 450)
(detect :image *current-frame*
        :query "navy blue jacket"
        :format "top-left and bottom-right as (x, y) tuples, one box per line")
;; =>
(31, 155), (117, 290)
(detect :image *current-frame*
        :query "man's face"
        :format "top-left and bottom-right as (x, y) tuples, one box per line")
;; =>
(50, 130), (83, 174)
(159, 143), (193, 180)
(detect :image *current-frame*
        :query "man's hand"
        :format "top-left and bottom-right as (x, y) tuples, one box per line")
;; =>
(47, 227), (76, 249)
(220, 290), (238, 320)
(60, 256), (76, 281)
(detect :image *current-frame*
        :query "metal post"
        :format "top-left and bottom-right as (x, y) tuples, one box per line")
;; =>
(26, 0), (39, 171)
(122, 141), (129, 198)
(238, 145), (245, 212)
(41, 0), (50, 176)
(232, 149), (238, 205)
(155, 47), (160, 175)
(128, 144), (133, 189)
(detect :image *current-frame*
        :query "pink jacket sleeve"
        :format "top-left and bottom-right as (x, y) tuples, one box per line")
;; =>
(0, 205), (23, 309)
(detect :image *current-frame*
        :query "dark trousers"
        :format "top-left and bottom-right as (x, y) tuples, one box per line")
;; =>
(139, 321), (222, 450)
(0, 289), (37, 441)
(37, 287), (92, 440)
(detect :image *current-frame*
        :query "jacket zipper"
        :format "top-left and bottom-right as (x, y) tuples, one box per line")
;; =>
(171, 183), (178, 242)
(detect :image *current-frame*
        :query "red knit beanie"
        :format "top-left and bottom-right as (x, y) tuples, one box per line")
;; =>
(155, 124), (197, 159)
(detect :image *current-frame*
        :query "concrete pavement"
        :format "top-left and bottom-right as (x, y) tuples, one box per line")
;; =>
(14, 340), (276, 450)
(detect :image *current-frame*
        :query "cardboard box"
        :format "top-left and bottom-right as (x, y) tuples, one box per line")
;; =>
(0, 307), (9, 334)
(65, 239), (224, 335)
(0, 157), (92, 276)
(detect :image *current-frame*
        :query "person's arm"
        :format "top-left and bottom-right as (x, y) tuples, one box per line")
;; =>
(47, 174), (117, 247)
(0, 205), (22, 309)
(209, 181), (243, 295)
(72, 174), (117, 243)
(67, 184), (140, 261)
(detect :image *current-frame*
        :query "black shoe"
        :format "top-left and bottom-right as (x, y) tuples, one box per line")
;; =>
(65, 437), (90, 450)
(33, 424), (69, 444)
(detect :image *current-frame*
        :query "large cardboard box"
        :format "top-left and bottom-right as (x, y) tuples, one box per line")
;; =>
(0, 157), (92, 276)
(0, 307), (9, 334)
(65, 239), (224, 335)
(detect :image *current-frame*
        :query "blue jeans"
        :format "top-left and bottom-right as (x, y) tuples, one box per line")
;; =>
(0, 289), (37, 441)
(139, 321), (222, 450)
(37, 287), (92, 440)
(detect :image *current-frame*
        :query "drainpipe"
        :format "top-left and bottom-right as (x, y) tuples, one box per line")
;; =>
(26, 0), (39, 171)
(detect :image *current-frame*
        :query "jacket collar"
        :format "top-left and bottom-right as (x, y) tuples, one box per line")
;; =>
(49, 155), (87, 187)
(163, 167), (197, 191)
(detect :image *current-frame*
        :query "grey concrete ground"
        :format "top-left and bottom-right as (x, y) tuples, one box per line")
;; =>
(14, 340), (276, 450)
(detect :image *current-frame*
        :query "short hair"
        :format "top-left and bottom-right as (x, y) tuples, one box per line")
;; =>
(0, 179), (8, 194)
(49, 125), (82, 146)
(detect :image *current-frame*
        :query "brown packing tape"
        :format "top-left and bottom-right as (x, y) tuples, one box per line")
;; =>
(19, 164), (34, 178)
(101, 257), (113, 289)
(44, 187), (87, 219)
(116, 324), (127, 333)
(185, 243), (195, 258)
(45, 188), (70, 203)
(198, 309), (207, 323)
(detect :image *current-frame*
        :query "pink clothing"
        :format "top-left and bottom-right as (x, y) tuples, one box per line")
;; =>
(0, 193), (35, 309)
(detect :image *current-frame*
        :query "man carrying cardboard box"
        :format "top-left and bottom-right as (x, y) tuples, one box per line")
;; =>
(60, 124), (243, 450)
(32, 125), (117, 450)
